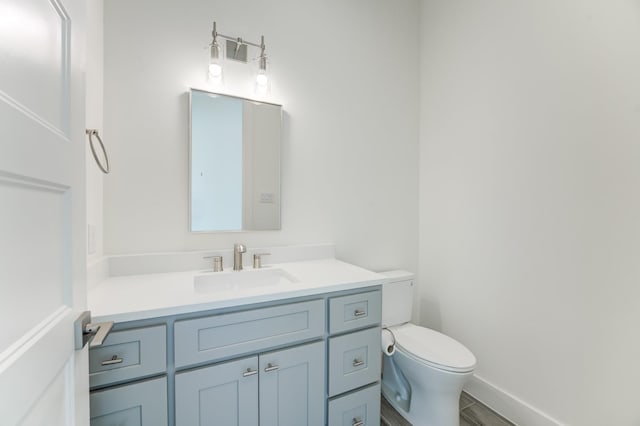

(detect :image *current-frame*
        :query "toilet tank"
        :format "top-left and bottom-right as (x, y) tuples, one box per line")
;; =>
(380, 270), (415, 327)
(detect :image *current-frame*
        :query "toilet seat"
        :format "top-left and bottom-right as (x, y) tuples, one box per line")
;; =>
(390, 323), (476, 373)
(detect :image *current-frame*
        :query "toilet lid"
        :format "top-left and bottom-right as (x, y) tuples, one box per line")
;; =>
(390, 323), (476, 373)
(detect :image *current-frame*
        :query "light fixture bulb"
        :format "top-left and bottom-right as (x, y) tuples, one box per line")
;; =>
(254, 46), (269, 95)
(256, 69), (268, 87)
(209, 63), (222, 79)
(209, 41), (223, 83)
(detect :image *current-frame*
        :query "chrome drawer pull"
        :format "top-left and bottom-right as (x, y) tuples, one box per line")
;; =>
(353, 358), (365, 367)
(352, 418), (364, 426)
(264, 363), (279, 372)
(101, 355), (123, 366)
(242, 368), (258, 377)
(354, 309), (366, 317)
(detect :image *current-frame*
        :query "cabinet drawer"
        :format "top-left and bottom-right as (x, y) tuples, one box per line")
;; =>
(328, 383), (381, 426)
(89, 325), (166, 388)
(90, 376), (168, 426)
(328, 327), (381, 397)
(329, 290), (381, 335)
(174, 299), (324, 368)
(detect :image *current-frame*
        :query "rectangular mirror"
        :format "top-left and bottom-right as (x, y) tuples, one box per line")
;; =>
(189, 89), (282, 232)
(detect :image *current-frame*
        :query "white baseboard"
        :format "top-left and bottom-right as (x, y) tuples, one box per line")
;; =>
(464, 374), (565, 426)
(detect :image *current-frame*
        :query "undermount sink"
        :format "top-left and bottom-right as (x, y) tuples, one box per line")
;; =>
(194, 267), (299, 293)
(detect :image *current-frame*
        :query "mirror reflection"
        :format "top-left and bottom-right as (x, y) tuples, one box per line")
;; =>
(190, 89), (281, 232)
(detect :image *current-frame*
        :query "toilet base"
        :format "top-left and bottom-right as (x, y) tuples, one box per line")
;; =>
(382, 386), (462, 426)
(382, 350), (473, 426)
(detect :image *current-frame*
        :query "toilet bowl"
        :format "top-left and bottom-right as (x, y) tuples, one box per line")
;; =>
(380, 271), (476, 426)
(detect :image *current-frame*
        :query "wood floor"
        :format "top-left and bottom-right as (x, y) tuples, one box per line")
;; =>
(380, 391), (516, 426)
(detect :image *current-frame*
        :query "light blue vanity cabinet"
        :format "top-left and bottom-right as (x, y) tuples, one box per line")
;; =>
(173, 299), (324, 368)
(176, 341), (325, 426)
(328, 383), (381, 426)
(327, 290), (382, 426)
(258, 341), (325, 425)
(174, 299), (325, 426)
(89, 325), (168, 426)
(88, 286), (381, 426)
(175, 356), (259, 425)
(89, 325), (167, 388)
(90, 377), (168, 425)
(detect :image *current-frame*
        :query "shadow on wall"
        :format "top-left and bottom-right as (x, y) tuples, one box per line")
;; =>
(419, 298), (442, 331)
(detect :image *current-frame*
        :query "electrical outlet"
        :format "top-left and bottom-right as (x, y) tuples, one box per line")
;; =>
(260, 193), (274, 204)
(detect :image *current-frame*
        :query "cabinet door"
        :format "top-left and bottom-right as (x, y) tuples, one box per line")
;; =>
(259, 341), (325, 426)
(90, 377), (167, 426)
(175, 356), (259, 426)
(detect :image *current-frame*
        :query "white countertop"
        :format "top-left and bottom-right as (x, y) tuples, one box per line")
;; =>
(88, 258), (385, 323)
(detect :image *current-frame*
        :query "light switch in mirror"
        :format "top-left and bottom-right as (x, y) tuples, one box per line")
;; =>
(190, 89), (281, 232)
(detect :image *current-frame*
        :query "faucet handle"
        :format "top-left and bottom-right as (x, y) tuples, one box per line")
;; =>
(253, 253), (271, 269)
(203, 255), (223, 272)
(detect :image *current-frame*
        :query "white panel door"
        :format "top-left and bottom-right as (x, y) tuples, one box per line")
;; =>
(0, 0), (89, 424)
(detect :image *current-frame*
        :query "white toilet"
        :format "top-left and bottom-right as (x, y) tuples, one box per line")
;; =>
(380, 270), (476, 426)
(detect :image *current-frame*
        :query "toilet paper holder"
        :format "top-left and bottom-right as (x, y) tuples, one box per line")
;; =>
(381, 328), (396, 356)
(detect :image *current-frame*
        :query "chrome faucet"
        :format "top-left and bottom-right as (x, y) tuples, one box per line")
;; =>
(233, 243), (247, 271)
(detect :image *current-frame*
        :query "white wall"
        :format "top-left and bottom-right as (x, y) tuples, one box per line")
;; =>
(85, 0), (104, 262)
(419, 1), (640, 424)
(102, 0), (419, 273)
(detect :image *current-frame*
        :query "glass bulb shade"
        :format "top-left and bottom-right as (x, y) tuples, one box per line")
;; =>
(254, 60), (269, 95)
(210, 41), (221, 60)
(209, 63), (223, 79)
(209, 41), (223, 81)
(256, 70), (268, 87)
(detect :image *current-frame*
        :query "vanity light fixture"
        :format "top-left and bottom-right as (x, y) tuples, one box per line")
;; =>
(255, 36), (269, 94)
(208, 21), (270, 93)
(208, 22), (223, 83)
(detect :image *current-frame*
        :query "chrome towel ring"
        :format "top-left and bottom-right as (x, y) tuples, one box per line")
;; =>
(86, 129), (110, 174)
